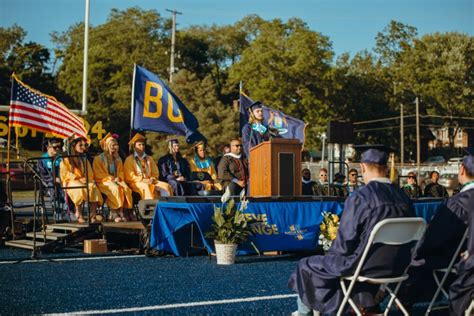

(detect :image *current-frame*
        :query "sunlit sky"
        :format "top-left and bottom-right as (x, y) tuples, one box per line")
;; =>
(1, 0), (473, 58)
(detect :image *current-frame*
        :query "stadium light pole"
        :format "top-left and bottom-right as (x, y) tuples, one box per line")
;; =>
(82, 0), (90, 115)
(166, 9), (182, 83)
(416, 97), (420, 176)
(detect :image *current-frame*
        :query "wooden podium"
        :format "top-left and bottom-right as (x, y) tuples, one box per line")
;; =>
(249, 138), (302, 197)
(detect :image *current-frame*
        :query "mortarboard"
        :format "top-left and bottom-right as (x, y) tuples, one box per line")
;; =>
(353, 144), (392, 165)
(166, 136), (179, 145)
(192, 140), (206, 151)
(128, 133), (146, 149)
(462, 155), (474, 175)
(248, 101), (263, 112)
(99, 132), (117, 151)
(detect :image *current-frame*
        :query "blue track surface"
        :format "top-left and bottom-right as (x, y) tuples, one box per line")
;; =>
(0, 249), (449, 315)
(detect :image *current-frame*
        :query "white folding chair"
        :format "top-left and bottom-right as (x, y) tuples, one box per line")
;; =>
(425, 228), (469, 315)
(336, 217), (427, 316)
(466, 299), (474, 316)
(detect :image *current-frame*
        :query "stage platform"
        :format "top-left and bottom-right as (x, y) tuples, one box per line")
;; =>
(151, 196), (444, 257)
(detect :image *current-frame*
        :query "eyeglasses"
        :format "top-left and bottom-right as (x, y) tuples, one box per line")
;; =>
(320, 174), (328, 177)
(50, 146), (62, 150)
(232, 144), (242, 147)
(407, 176), (415, 179)
(349, 173), (357, 176)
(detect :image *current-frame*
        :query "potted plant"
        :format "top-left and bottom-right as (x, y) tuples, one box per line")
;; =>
(205, 187), (251, 265)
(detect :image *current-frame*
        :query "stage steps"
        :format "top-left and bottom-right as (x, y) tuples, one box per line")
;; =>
(5, 223), (99, 251)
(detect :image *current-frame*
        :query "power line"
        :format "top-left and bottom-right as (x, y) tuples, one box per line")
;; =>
(355, 124), (474, 133)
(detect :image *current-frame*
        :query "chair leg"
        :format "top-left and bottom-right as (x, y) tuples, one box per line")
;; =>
(432, 270), (450, 299)
(382, 284), (409, 316)
(338, 280), (362, 316)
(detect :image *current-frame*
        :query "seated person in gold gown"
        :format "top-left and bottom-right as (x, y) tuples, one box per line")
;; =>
(124, 133), (173, 200)
(93, 133), (133, 222)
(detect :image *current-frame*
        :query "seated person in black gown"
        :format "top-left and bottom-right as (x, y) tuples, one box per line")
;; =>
(157, 138), (200, 196)
(301, 168), (316, 195)
(423, 171), (449, 198)
(402, 172), (423, 199)
(217, 139), (248, 195)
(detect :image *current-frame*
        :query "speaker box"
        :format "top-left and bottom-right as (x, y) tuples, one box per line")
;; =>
(327, 121), (354, 144)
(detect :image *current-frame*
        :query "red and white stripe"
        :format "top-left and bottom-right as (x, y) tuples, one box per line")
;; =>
(9, 98), (87, 139)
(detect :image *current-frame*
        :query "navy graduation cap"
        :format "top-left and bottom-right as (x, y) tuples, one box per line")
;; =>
(463, 155), (474, 174)
(247, 101), (263, 112)
(352, 144), (392, 165)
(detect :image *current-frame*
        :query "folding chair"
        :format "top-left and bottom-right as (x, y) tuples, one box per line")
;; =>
(425, 228), (469, 315)
(337, 218), (427, 316)
(466, 299), (474, 316)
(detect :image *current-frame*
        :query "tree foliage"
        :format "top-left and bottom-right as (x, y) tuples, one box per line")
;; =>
(1, 10), (471, 159)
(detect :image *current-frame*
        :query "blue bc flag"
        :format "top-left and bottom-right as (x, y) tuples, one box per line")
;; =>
(239, 93), (307, 145)
(132, 65), (205, 143)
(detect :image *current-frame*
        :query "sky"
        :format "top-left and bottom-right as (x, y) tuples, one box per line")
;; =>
(1, 0), (473, 58)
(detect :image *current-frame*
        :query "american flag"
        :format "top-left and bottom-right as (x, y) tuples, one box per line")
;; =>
(9, 76), (87, 139)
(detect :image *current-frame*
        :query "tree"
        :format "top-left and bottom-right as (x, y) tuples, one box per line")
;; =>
(0, 25), (55, 105)
(374, 20), (418, 66)
(397, 32), (474, 152)
(52, 8), (172, 149)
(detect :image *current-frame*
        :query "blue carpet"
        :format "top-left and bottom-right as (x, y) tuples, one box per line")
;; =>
(0, 254), (299, 315)
(0, 250), (450, 315)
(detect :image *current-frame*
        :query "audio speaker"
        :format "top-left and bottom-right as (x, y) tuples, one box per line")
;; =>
(327, 121), (354, 144)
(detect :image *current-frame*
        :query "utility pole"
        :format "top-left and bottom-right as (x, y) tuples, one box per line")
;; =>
(82, 0), (90, 114)
(400, 103), (404, 169)
(416, 97), (420, 176)
(166, 9), (182, 83)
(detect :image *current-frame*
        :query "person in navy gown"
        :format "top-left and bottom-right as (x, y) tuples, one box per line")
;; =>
(288, 146), (415, 315)
(449, 155), (474, 316)
(158, 138), (200, 196)
(398, 157), (473, 309)
(241, 101), (271, 159)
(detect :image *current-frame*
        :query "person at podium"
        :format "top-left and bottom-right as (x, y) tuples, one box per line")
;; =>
(242, 101), (271, 159)
(217, 139), (248, 195)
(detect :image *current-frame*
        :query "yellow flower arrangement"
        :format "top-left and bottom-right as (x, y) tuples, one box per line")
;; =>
(318, 212), (340, 252)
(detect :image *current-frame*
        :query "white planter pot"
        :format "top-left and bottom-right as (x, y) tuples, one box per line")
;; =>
(214, 242), (238, 265)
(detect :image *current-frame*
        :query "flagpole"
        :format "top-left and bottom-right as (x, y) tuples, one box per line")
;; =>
(130, 64), (137, 132)
(7, 75), (14, 236)
(239, 81), (243, 94)
(81, 0), (90, 114)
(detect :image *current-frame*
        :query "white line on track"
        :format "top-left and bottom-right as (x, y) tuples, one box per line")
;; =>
(0, 254), (145, 264)
(43, 294), (299, 315)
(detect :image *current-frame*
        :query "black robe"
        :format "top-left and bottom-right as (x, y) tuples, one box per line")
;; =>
(302, 180), (316, 195)
(449, 188), (474, 316)
(424, 182), (449, 198)
(217, 154), (248, 195)
(157, 153), (199, 196)
(399, 185), (471, 306)
(288, 180), (415, 314)
(402, 184), (423, 199)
